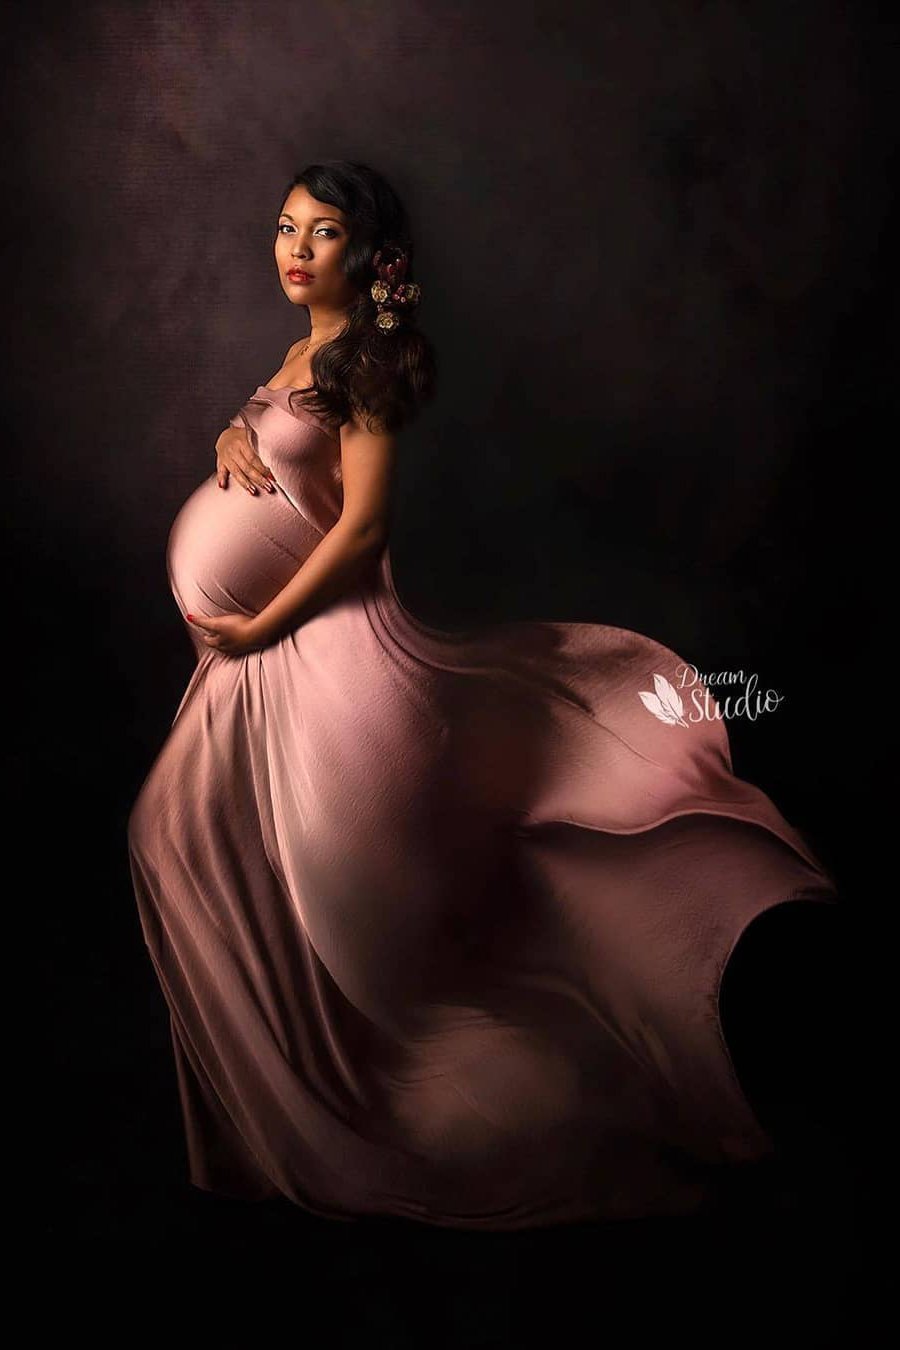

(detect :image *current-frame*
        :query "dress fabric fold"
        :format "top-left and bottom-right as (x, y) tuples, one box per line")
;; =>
(127, 385), (839, 1229)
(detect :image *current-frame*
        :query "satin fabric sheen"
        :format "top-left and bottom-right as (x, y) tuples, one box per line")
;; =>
(127, 384), (838, 1229)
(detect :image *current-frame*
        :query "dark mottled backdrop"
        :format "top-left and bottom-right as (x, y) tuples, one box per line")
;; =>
(10, 0), (892, 1316)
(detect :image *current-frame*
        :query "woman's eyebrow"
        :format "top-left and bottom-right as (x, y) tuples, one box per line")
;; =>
(278, 212), (345, 225)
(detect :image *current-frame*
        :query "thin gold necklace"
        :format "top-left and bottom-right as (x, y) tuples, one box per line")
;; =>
(298, 327), (343, 357)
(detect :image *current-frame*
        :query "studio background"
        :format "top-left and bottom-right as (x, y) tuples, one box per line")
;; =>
(10, 0), (890, 1326)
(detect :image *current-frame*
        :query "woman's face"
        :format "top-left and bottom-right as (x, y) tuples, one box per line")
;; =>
(274, 186), (357, 310)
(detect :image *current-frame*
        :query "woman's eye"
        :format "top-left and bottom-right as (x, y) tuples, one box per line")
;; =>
(277, 224), (339, 237)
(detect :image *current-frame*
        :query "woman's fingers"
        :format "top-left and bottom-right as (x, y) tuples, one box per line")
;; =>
(234, 463), (275, 494)
(234, 466), (259, 494)
(235, 431), (277, 491)
(241, 452), (276, 492)
(254, 456), (278, 490)
(217, 454), (261, 495)
(215, 430), (277, 494)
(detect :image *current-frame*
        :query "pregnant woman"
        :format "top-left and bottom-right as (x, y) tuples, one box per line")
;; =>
(127, 159), (842, 1230)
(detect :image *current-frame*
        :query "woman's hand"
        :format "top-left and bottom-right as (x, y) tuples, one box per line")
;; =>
(215, 426), (278, 495)
(186, 612), (272, 656)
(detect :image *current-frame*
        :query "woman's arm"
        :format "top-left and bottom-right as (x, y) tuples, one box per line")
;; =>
(248, 411), (397, 646)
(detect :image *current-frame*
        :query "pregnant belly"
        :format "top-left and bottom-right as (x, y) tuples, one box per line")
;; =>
(166, 472), (323, 621)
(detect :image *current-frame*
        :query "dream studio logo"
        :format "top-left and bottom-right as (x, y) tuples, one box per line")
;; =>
(638, 664), (785, 727)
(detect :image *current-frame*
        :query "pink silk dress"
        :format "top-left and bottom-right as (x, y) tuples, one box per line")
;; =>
(127, 383), (839, 1229)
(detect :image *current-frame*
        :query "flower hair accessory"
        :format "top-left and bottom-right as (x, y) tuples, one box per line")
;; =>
(370, 241), (422, 331)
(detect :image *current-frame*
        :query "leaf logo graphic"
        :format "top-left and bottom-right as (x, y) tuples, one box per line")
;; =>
(638, 673), (689, 727)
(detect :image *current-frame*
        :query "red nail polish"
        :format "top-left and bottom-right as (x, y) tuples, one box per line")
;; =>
(187, 613), (194, 621)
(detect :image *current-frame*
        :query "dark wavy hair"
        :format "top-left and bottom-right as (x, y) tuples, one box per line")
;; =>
(277, 160), (437, 435)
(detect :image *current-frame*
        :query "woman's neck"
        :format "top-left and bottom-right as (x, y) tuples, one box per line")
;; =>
(306, 307), (349, 345)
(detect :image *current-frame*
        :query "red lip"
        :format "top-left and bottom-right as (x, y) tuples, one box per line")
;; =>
(287, 269), (314, 280)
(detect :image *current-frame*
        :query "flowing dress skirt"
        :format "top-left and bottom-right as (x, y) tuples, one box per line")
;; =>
(128, 387), (839, 1229)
